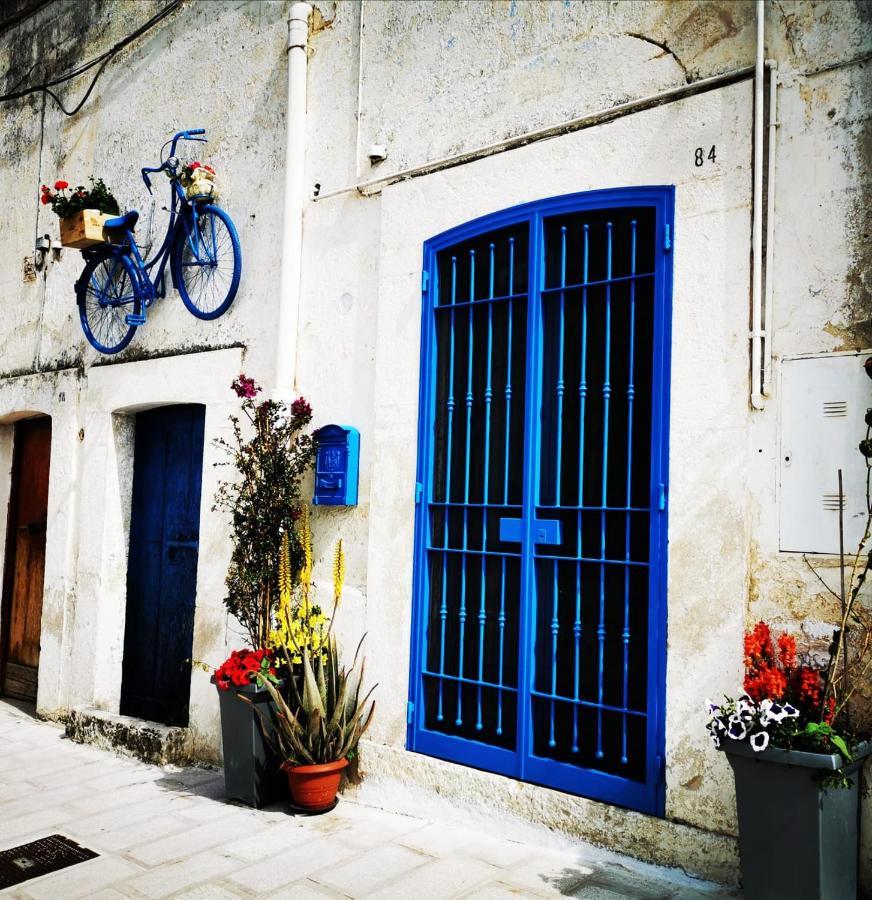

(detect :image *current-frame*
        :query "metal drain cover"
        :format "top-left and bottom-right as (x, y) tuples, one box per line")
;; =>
(0, 834), (98, 888)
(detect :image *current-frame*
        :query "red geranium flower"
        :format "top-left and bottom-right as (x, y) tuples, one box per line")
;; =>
(214, 648), (276, 690)
(54, 180), (68, 190)
(40, 193), (50, 205)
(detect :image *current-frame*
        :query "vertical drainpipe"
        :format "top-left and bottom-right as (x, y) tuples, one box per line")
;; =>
(750, 0), (765, 410)
(275, 2), (313, 397)
(761, 59), (778, 398)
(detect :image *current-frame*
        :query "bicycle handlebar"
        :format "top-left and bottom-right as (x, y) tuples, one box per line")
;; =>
(142, 130), (209, 193)
(140, 164), (166, 194)
(170, 128), (208, 157)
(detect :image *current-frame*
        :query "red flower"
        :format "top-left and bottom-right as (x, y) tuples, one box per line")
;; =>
(214, 648), (276, 690)
(777, 632), (797, 670)
(231, 374), (260, 399)
(189, 161), (202, 170)
(203, 164), (215, 174)
(40, 193), (50, 205)
(744, 621), (774, 669)
(744, 662), (787, 702)
(41, 184), (50, 193)
(54, 180), (68, 190)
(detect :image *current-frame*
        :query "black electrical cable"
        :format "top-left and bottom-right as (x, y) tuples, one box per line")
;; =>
(0, 0), (183, 115)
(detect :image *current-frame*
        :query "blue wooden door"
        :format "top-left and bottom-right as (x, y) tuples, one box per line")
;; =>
(408, 188), (673, 815)
(121, 404), (205, 726)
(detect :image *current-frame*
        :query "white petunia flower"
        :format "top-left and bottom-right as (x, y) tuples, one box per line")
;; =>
(727, 719), (748, 741)
(783, 703), (799, 719)
(750, 732), (770, 752)
(767, 702), (786, 722)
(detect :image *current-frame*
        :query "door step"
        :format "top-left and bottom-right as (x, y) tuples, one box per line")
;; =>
(65, 705), (194, 766)
(2, 662), (37, 702)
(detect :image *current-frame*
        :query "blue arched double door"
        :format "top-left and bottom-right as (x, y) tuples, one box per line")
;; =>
(407, 188), (673, 815)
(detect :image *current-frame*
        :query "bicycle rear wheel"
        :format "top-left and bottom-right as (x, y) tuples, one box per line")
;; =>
(77, 252), (142, 354)
(171, 204), (241, 320)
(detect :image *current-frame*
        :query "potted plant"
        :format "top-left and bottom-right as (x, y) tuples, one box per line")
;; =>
(211, 374), (315, 807)
(253, 523), (376, 812)
(180, 160), (218, 200)
(41, 177), (121, 248)
(709, 401), (872, 900)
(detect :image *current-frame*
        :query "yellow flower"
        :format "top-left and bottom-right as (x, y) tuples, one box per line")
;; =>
(333, 539), (345, 608)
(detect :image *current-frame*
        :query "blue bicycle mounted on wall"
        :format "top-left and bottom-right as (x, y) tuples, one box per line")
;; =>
(75, 129), (241, 354)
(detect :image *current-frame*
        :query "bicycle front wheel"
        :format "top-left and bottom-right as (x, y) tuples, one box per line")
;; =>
(77, 252), (141, 354)
(171, 204), (241, 320)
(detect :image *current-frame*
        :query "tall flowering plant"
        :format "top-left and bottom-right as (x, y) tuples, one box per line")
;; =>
(707, 621), (851, 761)
(213, 375), (315, 650)
(270, 509), (331, 666)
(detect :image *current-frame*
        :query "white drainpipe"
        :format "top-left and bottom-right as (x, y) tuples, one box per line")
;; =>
(274, 2), (312, 397)
(762, 58), (778, 398)
(750, 0), (765, 410)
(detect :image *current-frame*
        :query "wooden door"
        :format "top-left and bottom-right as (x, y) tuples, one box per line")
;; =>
(1, 417), (52, 702)
(120, 405), (205, 726)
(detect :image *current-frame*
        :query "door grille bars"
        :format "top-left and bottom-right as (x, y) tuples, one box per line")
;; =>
(411, 190), (672, 815)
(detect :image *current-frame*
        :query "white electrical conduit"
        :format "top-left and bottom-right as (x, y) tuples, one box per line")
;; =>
(750, 0), (765, 410)
(313, 65), (756, 203)
(274, 2), (312, 397)
(762, 58), (778, 398)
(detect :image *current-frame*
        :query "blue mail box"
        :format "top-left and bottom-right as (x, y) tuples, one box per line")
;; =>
(312, 425), (360, 506)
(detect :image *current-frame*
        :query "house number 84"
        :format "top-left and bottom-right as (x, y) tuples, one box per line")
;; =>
(695, 146), (717, 166)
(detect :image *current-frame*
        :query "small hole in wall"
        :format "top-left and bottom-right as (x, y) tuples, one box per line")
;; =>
(784, 455), (790, 462)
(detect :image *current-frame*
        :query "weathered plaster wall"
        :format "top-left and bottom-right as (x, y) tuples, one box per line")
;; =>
(0, 0), (287, 380)
(1, 0), (870, 889)
(0, 0), (287, 758)
(299, 0), (872, 887)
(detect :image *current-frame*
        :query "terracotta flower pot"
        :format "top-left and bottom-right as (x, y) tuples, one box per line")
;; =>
(281, 758), (348, 811)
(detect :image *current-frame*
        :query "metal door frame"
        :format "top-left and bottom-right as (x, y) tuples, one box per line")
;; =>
(407, 186), (674, 816)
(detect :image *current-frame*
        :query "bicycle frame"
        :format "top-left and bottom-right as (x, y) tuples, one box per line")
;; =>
(88, 129), (215, 312)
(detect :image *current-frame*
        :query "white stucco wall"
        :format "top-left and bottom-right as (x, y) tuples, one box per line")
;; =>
(0, 0), (870, 888)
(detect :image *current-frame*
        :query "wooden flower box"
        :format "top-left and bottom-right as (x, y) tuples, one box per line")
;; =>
(59, 209), (114, 249)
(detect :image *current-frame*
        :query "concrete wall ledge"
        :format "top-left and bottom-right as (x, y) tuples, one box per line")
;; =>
(65, 705), (193, 766)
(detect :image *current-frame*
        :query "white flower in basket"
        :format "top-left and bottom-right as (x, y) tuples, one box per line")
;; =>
(186, 169), (218, 200)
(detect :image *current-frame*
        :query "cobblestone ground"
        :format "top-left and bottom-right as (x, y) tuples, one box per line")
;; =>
(0, 701), (737, 899)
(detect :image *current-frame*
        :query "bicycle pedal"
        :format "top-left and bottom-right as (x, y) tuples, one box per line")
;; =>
(125, 313), (147, 326)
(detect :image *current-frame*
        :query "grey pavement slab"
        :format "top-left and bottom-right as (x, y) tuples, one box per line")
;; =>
(0, 700), (738, 899)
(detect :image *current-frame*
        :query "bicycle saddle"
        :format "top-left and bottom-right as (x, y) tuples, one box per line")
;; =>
(104, 210), (139, 230)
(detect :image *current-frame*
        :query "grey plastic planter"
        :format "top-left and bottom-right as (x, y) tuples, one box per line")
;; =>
(213, 677), (287, 808)
(723, 739), (871, 900)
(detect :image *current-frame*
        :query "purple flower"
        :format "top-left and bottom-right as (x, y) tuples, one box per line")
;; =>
(232, 374), (260, 399)
(291, 396), (312, 420)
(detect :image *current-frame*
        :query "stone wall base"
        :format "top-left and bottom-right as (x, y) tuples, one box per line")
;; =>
(346, 740), (740, 888)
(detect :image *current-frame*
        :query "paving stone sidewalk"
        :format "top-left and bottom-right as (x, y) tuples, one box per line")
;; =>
(0, 701), (737, 899)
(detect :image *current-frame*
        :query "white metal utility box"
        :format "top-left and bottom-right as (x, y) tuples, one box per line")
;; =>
(779, 351), (872, 554)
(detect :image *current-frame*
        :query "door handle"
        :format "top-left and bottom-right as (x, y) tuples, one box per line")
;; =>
(499, 517), (562, 545)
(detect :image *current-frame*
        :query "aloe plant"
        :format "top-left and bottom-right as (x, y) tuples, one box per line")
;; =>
(253, 633), (376, 766)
